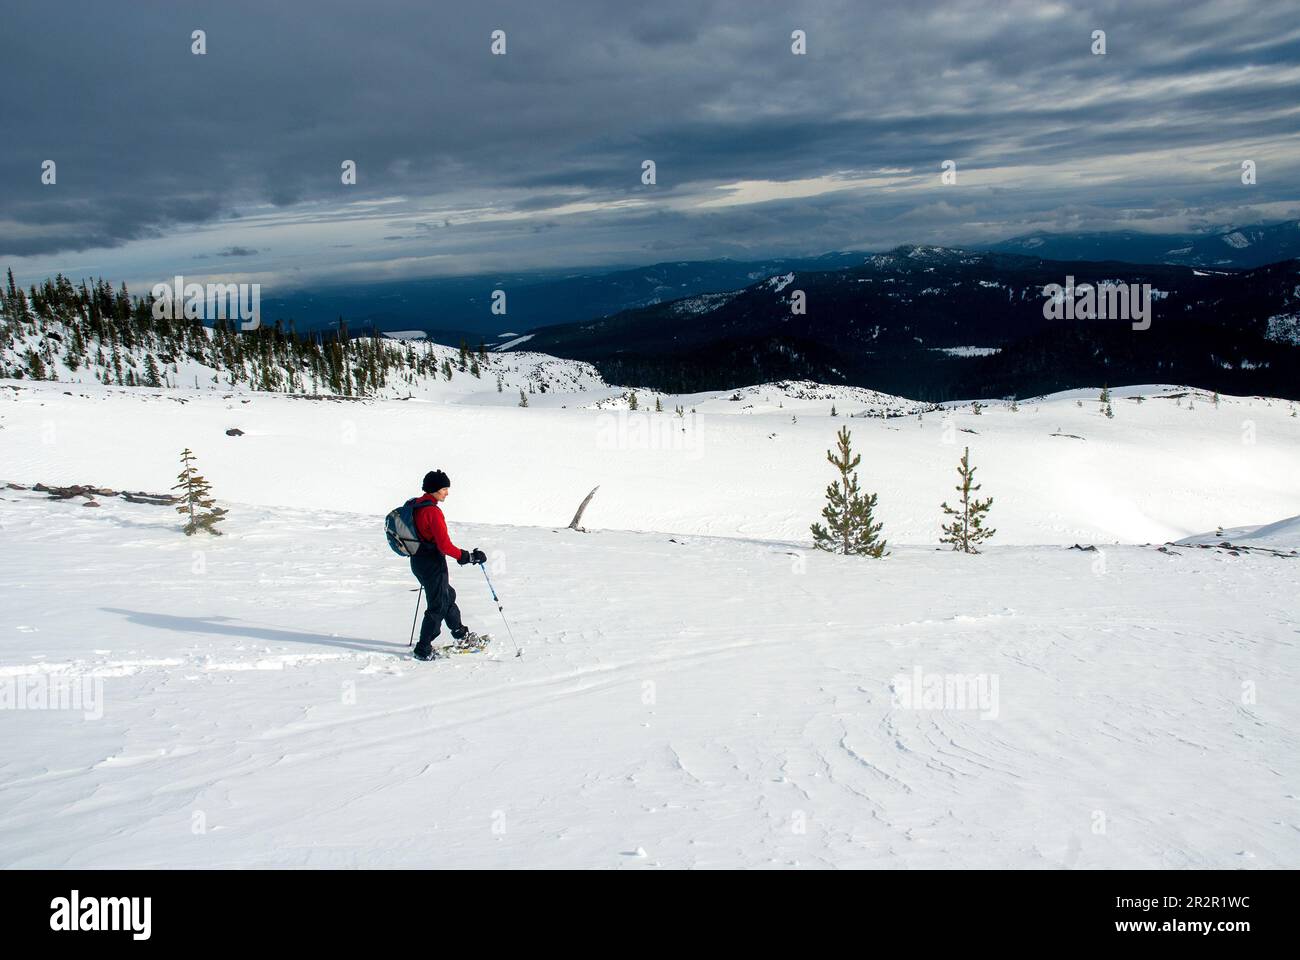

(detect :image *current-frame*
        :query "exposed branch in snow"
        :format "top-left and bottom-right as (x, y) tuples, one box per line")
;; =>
(568, 485), (599, 532)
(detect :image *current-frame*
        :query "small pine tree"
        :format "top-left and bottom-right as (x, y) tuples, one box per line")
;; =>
(810, 426), (887, 557)
(172, 448), (227, 536)
(830, 404), (837, 417)
(939, 446), (995, 553)
(628, 391), (638, 411)
(497, 375), (503, 393)
(24, 347), (47, 380)
(654, 395), (662, 412)
(470, 358), (481, 378)
(518, 388), (528, 407)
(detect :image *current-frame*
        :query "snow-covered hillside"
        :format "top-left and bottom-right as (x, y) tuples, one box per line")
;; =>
(1, 372), (1298, 868)
(1177, 514), (1300, 553)
(2, 379), (1297, 544)
(2, 309), (609, 401)
(1, 490), (1297, 868)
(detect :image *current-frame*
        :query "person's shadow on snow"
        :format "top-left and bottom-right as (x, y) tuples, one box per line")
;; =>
(101, 608), (405, 656)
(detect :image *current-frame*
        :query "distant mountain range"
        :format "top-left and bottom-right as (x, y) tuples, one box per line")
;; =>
(243, 221), (1300, 399)
(263, 221), (1300, 343)
(509, 245), (1300, 401)
(263, 253), (867, 338)
(986, 220), (1300, 269)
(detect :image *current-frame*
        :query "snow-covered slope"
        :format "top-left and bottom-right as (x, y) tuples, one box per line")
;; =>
(1, 490), (1296, 868)
(1, 311), (611, 401)
(1178, 514), (1300, 552)
(1, 374), (1297, 869)
(2, 379), (1297, 544)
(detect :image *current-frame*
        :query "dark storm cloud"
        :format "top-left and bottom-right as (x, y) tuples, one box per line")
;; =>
(1, 0), (1297, 280)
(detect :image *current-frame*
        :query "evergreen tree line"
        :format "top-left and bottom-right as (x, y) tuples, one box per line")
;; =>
(0, 269), (492, 397)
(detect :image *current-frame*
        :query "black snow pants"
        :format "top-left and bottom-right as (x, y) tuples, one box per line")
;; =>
(411, 547), (464, 650)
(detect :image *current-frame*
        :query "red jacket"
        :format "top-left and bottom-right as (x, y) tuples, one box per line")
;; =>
(413, 493), (463, 560)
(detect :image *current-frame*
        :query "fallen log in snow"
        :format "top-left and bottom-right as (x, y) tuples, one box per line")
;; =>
(23, 482), (178, 505)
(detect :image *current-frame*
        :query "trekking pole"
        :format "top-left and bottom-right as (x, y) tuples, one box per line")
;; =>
(408, 587), (423, 648)
(480, 564), (522, 658)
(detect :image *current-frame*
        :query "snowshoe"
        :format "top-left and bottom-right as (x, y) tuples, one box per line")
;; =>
(444, 630), (491, 655)
(412, 632), (490, 661)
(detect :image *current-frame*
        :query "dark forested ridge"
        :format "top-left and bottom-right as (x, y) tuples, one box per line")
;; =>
(515, 247), (1300, 401)
(6, 249), (1300, 403)
(987, 219), (1300, 269)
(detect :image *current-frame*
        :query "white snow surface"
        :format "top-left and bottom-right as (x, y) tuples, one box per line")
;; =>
(493, 334), (534, 352)
(766, 272), (796, 293)
(4, 380), (1297, 545)
(1177, 515), (1300, 552)
(929, 346), (1002, 357)
(1, 375), (1299, 868)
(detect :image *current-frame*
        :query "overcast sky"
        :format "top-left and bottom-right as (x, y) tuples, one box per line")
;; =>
(2, 0), (1298, 292)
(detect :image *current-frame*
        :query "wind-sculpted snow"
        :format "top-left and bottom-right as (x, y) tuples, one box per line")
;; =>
(1177, 515), (1300, 553)
(0, 493), (1295, 868)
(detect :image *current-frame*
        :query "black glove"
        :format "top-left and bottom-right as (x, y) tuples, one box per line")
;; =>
(456, 549), (472, 566)
(470, 548), (487, 566)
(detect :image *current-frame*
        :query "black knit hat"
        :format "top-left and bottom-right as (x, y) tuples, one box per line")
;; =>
(422, 469), (450, 493)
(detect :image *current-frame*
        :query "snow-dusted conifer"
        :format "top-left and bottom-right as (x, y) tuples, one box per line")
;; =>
(172, 448), (227, 536)
(810, 426), (887, 557)
(939, 446), (995, 553)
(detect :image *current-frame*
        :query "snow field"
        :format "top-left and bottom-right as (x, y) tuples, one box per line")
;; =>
(1, 493), (1296, 868)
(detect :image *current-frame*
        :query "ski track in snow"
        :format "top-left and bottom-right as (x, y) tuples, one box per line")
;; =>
(0, 380), (1298, 867)
(0, 492), (1297, 867)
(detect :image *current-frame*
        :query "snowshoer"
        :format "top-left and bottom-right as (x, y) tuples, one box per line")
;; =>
(409, 470), (487, 661)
